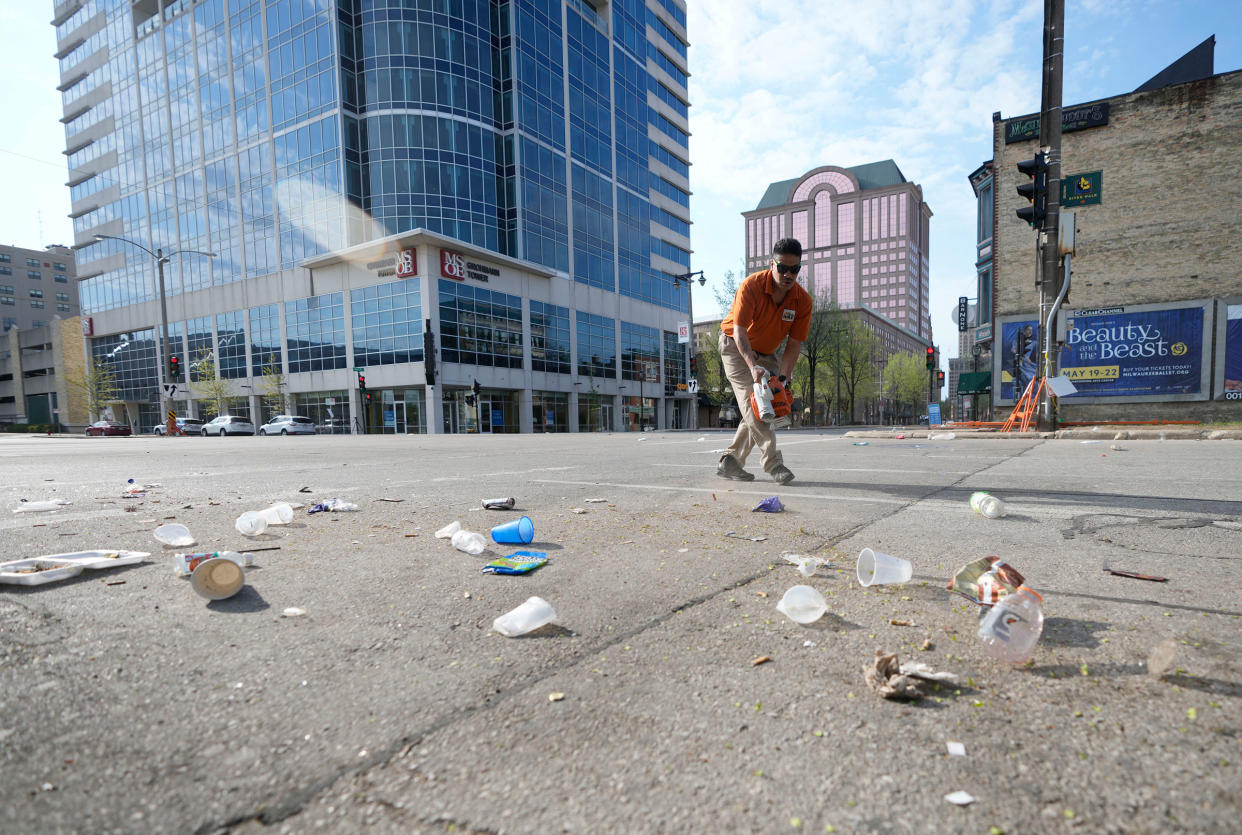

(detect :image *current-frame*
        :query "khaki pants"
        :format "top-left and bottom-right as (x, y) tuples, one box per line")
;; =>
(719, 332), (784, 473)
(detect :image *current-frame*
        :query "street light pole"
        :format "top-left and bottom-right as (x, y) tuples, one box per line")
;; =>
(673, 270), (706, 431)
(94, 234), (215, 434)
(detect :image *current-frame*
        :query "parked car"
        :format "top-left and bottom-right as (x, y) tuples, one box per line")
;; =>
(258, 415), (316, 436)
(201, 415), (255, 436)
(86, 420), (132, 437)
(153, 417), (204, 436)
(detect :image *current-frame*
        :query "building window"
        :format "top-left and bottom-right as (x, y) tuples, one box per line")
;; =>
(438, 280), (523, 369)
(28, 271), (41, 280)
(0, 297), (13, 306)
(576, 311), (616, 379)
(621, 321), (660, 383)
(531, 390), (569, 433)
(0, 253), (10, 262)
(31, 300), (45, 309)
(0, 266), (11, 275)
(29, 289), (43, 299)
(663, 330), (686, 396)
(350, 278), (423, 368)
(55, 292), (69, 302)
(53, 263), (67, 272)
(0, 285), (12, 295)
(977, 181), (994, 243)
(216, 311), (247, 379)
(25, 258), (39, 268)
(54, 275), (68, 283)
(249, 304), (282, 376)
(285, 293), (346, 373)
(977, 266), (993, 328)
(530, 300), (571, 374)
(57, 304), (71, 312)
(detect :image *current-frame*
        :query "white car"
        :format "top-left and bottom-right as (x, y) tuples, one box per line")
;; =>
(201, 415), (255, 436)
(259, 415), (317, 435)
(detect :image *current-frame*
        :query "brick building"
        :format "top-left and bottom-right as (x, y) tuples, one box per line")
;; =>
(978, 37), (1242, 422)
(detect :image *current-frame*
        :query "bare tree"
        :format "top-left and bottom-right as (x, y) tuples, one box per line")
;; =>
(190, 350), (238, 418)
(67, 357), (119, 422)
(796, 294), (847, 426)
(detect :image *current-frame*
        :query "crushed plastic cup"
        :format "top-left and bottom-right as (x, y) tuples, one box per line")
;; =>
(153, 523), (195, 547)
(12, 499), (71, 514)
(234, 511), (268, 537)
(257, 502), (294, 525)
(492, 596), (558, 636)
(856, 547), (913, 587)
(969, 491), (1007, 519)
(776, 585), (829, 624)
(491, 515), (534, 545)
(451, 529), (487, 555)
(435, 520), (462, 539)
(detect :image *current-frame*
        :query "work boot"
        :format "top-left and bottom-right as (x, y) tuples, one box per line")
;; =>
(717, 454), (755, 481)
(769, 464), (795, 485)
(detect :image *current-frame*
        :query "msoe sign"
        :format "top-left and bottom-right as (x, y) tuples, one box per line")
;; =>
(440, 249), (500, 283)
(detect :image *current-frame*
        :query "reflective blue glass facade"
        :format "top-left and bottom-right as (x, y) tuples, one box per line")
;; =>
(351, 278), (424, 367)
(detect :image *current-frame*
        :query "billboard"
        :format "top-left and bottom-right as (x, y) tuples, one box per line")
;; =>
(1217, 300), (1242, 401)
(996, 301), (1212, 403)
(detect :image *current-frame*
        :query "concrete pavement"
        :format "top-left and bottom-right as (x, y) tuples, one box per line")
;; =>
(1, 431), (1239, 833)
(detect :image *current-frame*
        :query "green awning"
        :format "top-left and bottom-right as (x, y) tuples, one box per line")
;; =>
(957, 371), (992, 394)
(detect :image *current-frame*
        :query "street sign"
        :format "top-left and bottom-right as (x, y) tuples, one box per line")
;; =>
(957, 297), (969, 332)
(161, 383), (184, 398)
(353, 366), (365, 372)
(677, 321), (689, 343)
(928, 403), (941, 425)
(687, 379), (699, 394)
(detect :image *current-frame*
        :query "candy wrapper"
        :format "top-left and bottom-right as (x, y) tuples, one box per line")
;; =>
(482, 551), (548, 575)
(752, 496), (785, 513)
(947, 556), (1026, 607)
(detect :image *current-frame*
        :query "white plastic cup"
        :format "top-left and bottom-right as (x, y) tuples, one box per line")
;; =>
(856, 547), (913, 587)
(435, 520), (462, 539)
(257, 502), (294, 525)
(190, 554), (245, 600)
(153, 523), (195, 547)
(969, 492), (1007, 519)
(235, 511), (268, 537)
(776, 585), (828, 624)
(492, 596), (558, 637)
(451, 529), (487, 555)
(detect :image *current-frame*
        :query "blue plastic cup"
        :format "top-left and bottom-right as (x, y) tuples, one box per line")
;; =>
(491, 515), (534, 544)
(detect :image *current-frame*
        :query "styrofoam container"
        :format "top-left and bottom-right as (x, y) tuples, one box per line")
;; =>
(0, 550), (150, 585)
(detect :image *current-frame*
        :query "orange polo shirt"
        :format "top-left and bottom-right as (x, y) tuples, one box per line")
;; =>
(721, 269), (813, 355)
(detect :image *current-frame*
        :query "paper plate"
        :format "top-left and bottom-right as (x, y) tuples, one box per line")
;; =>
(0, 550), (150, 586)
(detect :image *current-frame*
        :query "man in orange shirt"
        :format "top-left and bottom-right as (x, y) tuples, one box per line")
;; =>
(717, 238), (813, 485)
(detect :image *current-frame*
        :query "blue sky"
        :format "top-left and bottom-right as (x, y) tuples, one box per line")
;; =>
(2, 1), (1239, 363)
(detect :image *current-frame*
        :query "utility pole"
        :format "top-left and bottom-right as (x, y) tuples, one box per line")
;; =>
(1036, 0), (1065, 429)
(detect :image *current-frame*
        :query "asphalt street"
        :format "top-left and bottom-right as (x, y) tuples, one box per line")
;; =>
(1, 429), (1240, 834)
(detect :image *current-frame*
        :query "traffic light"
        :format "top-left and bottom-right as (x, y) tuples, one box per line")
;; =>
(472, 379), (481, 398)
(925, 345), (936, 370)
(937, 369), (946, 388)
(169, 355), (181, 381)
(1015, 151), (1048, 227)
(357, 372), (367, 398)
(689, 354), (697, 378)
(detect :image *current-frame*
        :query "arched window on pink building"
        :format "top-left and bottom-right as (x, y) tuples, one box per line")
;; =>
(792, 170), (855, 202)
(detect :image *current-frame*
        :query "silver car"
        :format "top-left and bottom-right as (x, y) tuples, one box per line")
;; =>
(259, 415), (317, 435)
(201, 415), (255, 436)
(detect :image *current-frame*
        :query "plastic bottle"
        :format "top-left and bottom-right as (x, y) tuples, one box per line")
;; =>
(969, 491), (1008, 519)
(235, 511), (268, 536)
(753, 371), (775, 422)
(324, 498), (359, 512)
(451, 529), (487, 555)
(257, 502), (294, 525)
(123, 478), (145, 496)
(978, 585), (1044, 664)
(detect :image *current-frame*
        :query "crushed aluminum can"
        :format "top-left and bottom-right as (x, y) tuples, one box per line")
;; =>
(482, 497), (516, 510)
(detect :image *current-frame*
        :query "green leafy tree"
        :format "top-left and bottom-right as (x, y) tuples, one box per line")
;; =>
(260, 363), (288, 418)
(796, 295), (847, 426)
(883, 352), (928, 423)
(190, 350), (238, 418)
(67, 357), (120, 421)
(836, 319), (882, 422)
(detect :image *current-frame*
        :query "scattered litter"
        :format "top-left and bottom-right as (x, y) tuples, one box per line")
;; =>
(803, 640), (816, 648)
(584, 498), (608, 503)
(375, 497), (405, 503)
(482, 551), (547, 575)
(711, 448), (729, 453)
(946, 742), (966, 757)
(782, 553), (824, 578)
(482, 497), (516, 510)
(944, 791), (975, 806)
(856, 548), (912, 587)
(921, 639), (934, 651)
(0, 551), (148, 586)
(308, 499), (359, 513)
(696, 437), (706, 442)
(677, 548), (688, 553)
(895, 433), (906, 439)
(853, 441), (869, 446)
(104, 580), (126, 586)
(245, 546), (281, 553)
(755, 591), (768, 598)
(190, 556), (245, 600)
(1147, 638), (1176, 677)
(235, 511), (268, 537)
(637, 437), (648, 442)
(153, 523), (195, 547)
(548, 692), (565, 702)
(776, 585), (828, 624)
(865, 651), (925, 701)
(978, 585), (1044, 664)
(1080, 440), (1102, 445)
(493, 596), (557, 637)
(725, 531), (767, 542)
(451, 529), (487, 555)
(404, 533), (419, 538)
(298, 486), (312, 493)
(930, 433), (956, 441)
(901, 662), (960, 685)
(12, 499), (71, 514)
(435, 520), (462, 539)
(491, 515), (534, 545)
(173, 551), (252, 577)
(570, 507), (588, 514)
(890, 619), (913, 627)
(1103, 566), (1168, 582)
(463, 591), (471, 598)
(1109, 444), (1126, 451)
(947, 556), (1025, 607)
(752, 496), (784, 513)
(39, 783), (55, 793)
(282, 607), (307, 618)
(751, 655), (772, 666)
(969, 491), (1007, 519)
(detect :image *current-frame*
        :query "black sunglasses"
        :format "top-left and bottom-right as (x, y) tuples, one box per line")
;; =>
(772, 261), (802, 276)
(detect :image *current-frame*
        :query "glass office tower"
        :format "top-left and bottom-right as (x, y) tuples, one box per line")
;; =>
(54, 0), (694, 433)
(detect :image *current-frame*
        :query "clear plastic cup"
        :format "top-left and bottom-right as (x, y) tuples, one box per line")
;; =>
(492, 596), (558, 636)
(435, 520), (462, 539)
(776, 585), (829, 624)
(257, 502), (294, 525)
(153, 523), (195, 547)
(235, 511), (268, 537)
(451, 529), (487, 555)
(856, 547), (913, 586)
